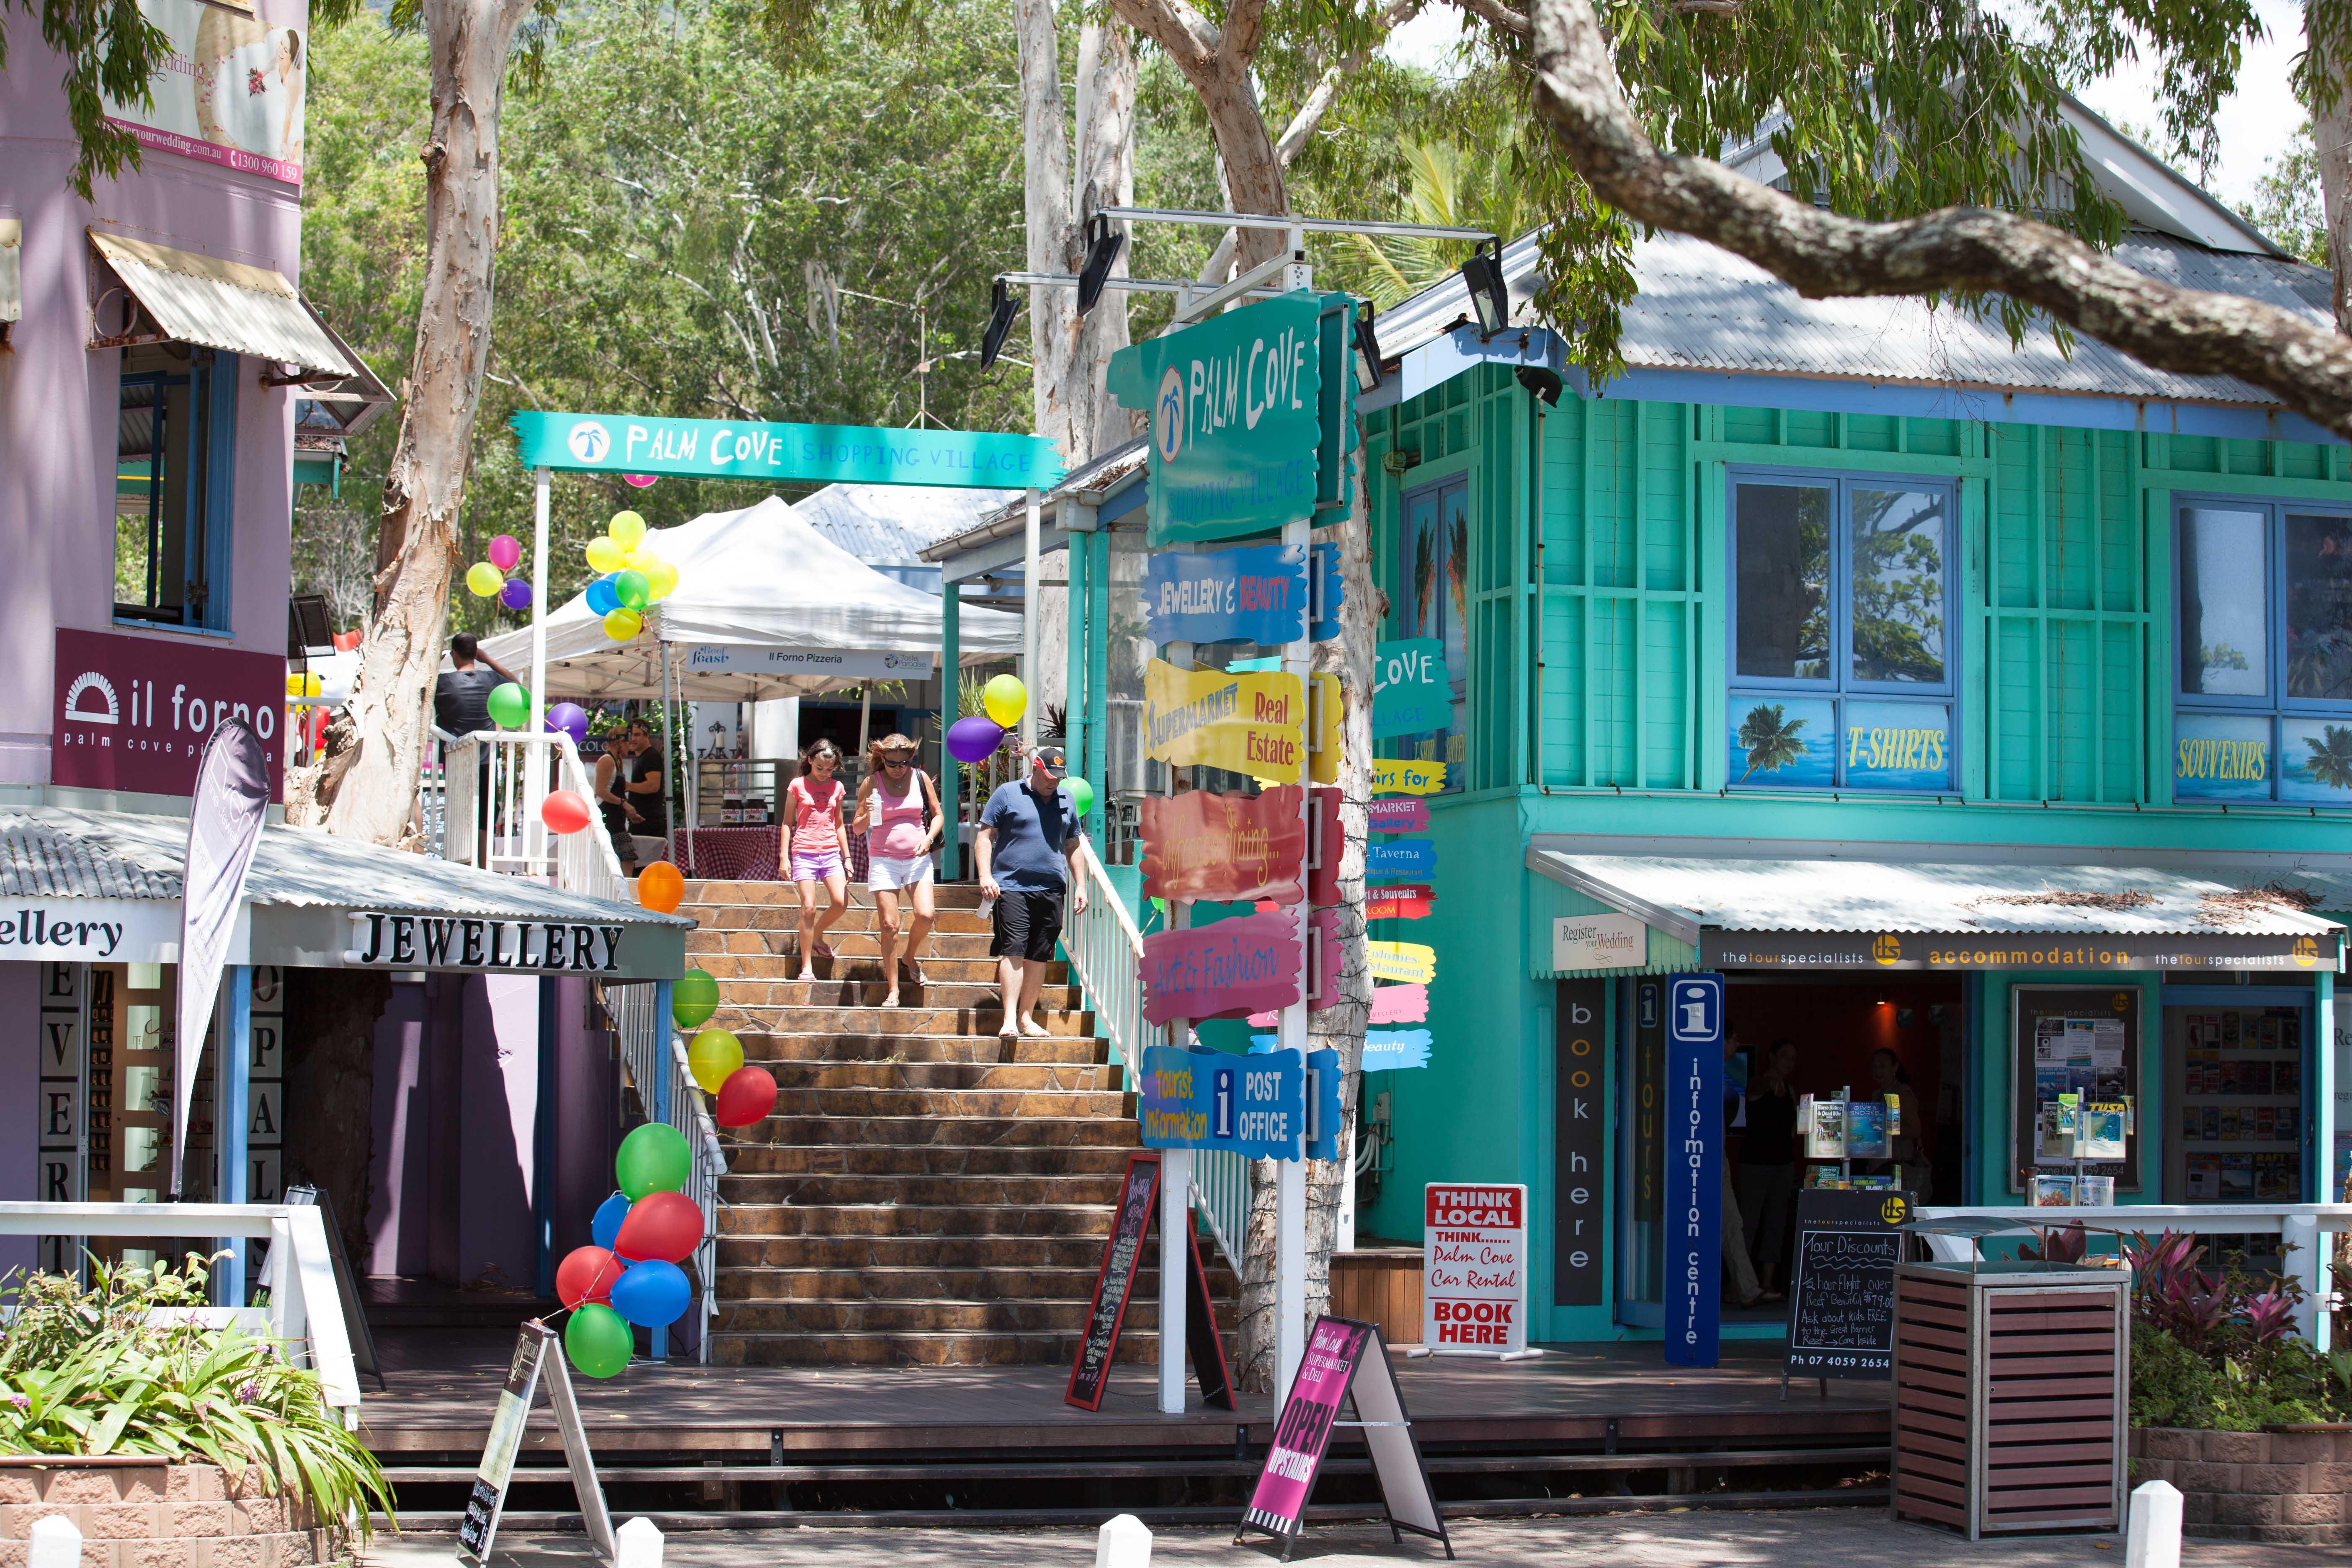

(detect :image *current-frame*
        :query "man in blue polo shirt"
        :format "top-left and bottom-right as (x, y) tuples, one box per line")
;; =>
(975, 743), (1088, 1039)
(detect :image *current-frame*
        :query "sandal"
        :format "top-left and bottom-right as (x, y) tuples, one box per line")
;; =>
(880, 990), (900, 1009)
(814, 940), (835, 962)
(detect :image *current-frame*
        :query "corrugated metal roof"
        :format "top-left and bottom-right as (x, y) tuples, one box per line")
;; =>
(792, 483), (1003, 566)
(1527, 848), (2346, 940)
(0, 807), (689, 925)
(90, 230), (354, 379)
(923, 441), (1149, 564)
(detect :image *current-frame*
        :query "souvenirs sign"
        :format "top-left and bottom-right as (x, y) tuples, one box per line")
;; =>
(1141, 1043), (1304, 1161)
(1141, 787), (1308, 904)
(1238, 1316), (1448, 1557)
(1422, 1184), (1530, 1356)
(1367, 940), (1436, 985)
(1143, 912), (1303, 1023)
(1366, 797), (1429, 834)
(1373, 758), (1447, 795)
(1784, 1189), (1911, 1384)
(1143, 659), (1310, 784)
(1106, 290), (1354, 546)
(1366, 884), (1434, 921)
(1142, 542), (1344, 646)
(1373, 639), (1452, 739)
(1366, 839), (1435, 882)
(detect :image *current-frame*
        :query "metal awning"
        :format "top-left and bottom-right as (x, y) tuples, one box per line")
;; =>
(0, 807), (688, 980)
(89, 230), (355, 381)
(1527, 843), (2347, 975)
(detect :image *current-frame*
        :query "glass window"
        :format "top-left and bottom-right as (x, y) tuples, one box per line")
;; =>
(1395, 475), (1467, 790)
(1734, 482), (1829, 681)
(1849, 487), (1947, 685)
(2285, 512), (2352, 702)
(115, 343), (235, 630)
(2178, 506), (2269, 698)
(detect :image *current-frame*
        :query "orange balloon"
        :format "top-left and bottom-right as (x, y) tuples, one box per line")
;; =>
(638, 861), (684, 914)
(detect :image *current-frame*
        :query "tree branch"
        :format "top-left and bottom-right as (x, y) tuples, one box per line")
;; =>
(1106, 0), (1220, 76)
(1446, 0), (1526, 39)
(1274, 0), (1425, 165)
(1220, 0), (1269, 80)
(1524, 0), (2352, 437)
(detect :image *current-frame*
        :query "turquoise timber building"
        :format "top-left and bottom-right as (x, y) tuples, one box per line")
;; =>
(934, 113), (2352, 1345)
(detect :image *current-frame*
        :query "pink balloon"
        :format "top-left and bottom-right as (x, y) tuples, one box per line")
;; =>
(487, 534), (522, 570)
(623, 474), (658, 489)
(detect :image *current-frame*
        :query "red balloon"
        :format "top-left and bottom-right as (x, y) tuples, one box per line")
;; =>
(714, 1065), (777, 1129)
(555, 1244), (624, 1308)
(542, 789), (593, 835)
(614, 1189), (702, 1264)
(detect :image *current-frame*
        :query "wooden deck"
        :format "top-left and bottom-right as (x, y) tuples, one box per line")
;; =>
(359, 1327), (1891, 1458)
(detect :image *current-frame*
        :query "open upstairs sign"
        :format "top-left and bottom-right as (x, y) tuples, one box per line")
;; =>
(1422, 1182), (1531, 1358)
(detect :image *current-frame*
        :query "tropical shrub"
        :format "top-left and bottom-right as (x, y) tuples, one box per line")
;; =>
(0, 1253), (394, 1537)
(2124, 1230), (2352, 1431)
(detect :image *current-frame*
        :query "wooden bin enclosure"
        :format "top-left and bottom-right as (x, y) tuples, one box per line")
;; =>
(1890, 1260), (2131, 1539)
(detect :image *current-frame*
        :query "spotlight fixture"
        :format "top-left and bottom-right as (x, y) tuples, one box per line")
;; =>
(1076, 215), (1124, 315)
(1351, 301), (1386, 393)
(1514, 365), (1563, 407)
(979, 279), (1018, 371)
(1460, 242), (1509, 338)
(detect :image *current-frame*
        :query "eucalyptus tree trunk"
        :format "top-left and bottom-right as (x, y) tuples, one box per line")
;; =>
(286, 0), (537, 839)
(2317, 79), (2352, 338)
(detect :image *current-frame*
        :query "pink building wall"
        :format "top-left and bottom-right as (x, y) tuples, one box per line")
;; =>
(0, 3), (305, 784)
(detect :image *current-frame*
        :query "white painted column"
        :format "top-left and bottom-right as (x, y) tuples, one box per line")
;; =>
(1021, 487), (1042, 747)
(1158, 1146), (1191, 1414)
(528, 464), (553, 861)
(1277, 513), (1311, 1404)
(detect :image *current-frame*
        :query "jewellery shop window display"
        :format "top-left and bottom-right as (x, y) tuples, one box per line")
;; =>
(2010, 986), (2142, 1206)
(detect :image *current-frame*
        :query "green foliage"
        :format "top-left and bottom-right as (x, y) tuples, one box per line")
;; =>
(2132, 1324), (2347, 1431)
(2243, 121), (2329, 268)
(0, 1254), (395, 1535)
(1735, 702), (1808, 781)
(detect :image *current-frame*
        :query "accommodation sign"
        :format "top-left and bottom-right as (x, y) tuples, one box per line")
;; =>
(346, 911), (627, 974)
(1140, 787), (1307, 904)
(510, 411), (1061, 489)
(1697, 929), (2341, 972)
(1140, 542), (1342, 645)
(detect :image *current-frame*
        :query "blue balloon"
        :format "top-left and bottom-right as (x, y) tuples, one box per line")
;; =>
(591, 1191), (632, 1251)
(585, 575), (620, 616)
(609, 1258), (691, 1328)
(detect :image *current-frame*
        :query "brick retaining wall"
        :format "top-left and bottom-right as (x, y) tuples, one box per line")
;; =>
(0, 1462), (330, 1568)
(2132, 1427), (2352, 1546)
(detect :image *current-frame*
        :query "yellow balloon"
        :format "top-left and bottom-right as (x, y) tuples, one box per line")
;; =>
(466, 562), (505, 598)
(284, 671), (322, 697)
(645, 560), (680, 601)
(686, 1029), (745, 1095)
(585, 536), (625, 574)
(623, 548), (661, 575)
(603, 607), (644, 641)
(982, 673), (1027, 728)
(608, 511), (648, 550)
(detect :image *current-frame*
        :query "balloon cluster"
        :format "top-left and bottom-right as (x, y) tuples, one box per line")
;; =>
(942, 676), (1094, 821)
(672, 969), (776, 1128)
(464, 534), (534, 613)
(581, 512), (677, 643)
(557, 1121), (706, 1379)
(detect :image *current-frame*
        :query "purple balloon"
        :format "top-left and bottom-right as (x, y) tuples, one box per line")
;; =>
(946, 715), (1006, 764)
(545, 701), (590, 748)
(487, 534), (523, 571)
(498, 577), (534, 611)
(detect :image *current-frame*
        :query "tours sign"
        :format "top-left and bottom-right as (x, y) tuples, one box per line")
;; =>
(1106, 290), (1355, 546)
(1140, 1042), (1304, 1161)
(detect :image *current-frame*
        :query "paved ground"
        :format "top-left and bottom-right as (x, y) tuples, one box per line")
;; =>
(359, 1509), (2352, 1568)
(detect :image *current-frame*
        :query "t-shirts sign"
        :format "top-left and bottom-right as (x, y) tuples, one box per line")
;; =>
(1422, 1183), (1528, 1354)
(1783, 1189), (1912, 1380)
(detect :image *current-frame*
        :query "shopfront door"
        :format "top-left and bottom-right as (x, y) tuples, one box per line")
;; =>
(2162, 988), (2317, 1204)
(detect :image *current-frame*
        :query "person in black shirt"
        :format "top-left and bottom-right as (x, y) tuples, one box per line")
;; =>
(1736, 1037), (1801, 1296)
(432, 633), (521, 738)
(622, 719), (670, 864)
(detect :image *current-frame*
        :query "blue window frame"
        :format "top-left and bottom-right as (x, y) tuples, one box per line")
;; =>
(115, 344), (237, 632)
(1726, 468), (1958, 792)
(1395, 473), (1467, 791)
(2174, 495), (2352, 805)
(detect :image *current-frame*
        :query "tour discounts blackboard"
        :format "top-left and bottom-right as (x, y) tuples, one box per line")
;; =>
(1782, 1189), (1912, 1380)
(1064, 1151), (1237, 1412)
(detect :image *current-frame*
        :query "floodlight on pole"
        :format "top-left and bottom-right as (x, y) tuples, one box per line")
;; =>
(1514, 364), (1563, 406)
(1076, 214), (1125, 315)
(1461, 242), (1510, 338)
(979, 279), (1019, 371)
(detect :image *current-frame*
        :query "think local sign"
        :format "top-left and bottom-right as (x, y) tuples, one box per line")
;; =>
(510, 411), (1062, 489)
(1422, 1184), (1528, 1356)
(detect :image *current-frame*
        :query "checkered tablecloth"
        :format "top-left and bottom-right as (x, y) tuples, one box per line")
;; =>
(679, 826), (869, 882)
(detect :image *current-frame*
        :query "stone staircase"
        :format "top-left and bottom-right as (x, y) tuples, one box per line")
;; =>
(684, 879), (1236, 1367)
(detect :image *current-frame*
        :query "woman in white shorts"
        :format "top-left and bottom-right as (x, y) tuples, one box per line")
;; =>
(853, 734), (942, 1007)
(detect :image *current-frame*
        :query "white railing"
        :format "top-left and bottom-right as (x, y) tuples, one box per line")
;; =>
(441, 732), (630, 892)
(603, 981), (726, 1364)
(0, 1202), (359, 1417)
(1916, 1203), (2352, 1350)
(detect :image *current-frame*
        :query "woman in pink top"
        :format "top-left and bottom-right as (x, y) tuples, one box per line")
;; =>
(852, 733), (941, 1007)
(784, 740), (852, 980)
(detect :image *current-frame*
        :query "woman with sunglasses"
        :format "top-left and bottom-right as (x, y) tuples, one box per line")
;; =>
(853, 734), (941, 1007)
(785, 740), (853, 980)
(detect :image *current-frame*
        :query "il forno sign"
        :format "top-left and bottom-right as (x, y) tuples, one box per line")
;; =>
(1421, 1184), (1534, 1359)
(51, 629), (286, 798)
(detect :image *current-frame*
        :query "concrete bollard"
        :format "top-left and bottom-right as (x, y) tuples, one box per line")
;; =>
(28, 1516), (83, 1568)
(616, 1515), (665, 1568)
(2126, 1479), (2182, 1568)
(1095, 1512), (1153, 1568)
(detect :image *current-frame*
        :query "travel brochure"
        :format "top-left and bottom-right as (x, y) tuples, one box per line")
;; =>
(1795, 1092), (1902, 1162)
(2175, 1006), (2305, 1203)
(2030, 1015), (2128, 1169)
(2031, 1174), (2115, 1207)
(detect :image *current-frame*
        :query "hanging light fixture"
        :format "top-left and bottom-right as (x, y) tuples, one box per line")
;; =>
(1076, 215), (1124, 315)
(1460, 242), (1509, 338)
(1351, 301), (1386, 393)
(979, 279), (1019, 371)
(1514, 365), (1563, 406)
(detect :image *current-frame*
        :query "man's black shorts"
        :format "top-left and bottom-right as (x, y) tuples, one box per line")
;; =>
(990, 889), (1064, 960)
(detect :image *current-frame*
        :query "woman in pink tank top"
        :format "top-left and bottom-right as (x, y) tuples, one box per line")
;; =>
(784, 740), (851, 980)
(852, 733), (941, 1007)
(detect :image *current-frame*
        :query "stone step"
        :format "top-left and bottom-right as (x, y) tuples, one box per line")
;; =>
(712, 1264), (1238, 1305)
(687, 945), (1024, 985)
(720, 1202), (1123, 1238)
(743, 1115), (1141, 1150)
(761, 1086), (1133, 1119)
(710, 1297), (1168, 1335)
(723, 1142), (1138, 1178)
(717, 1232), (1144, 1270)
(709, 1008), (1097, 1039)
(684, 880), (988, 910)
(718, 1172), (1130, 1208)
(734, 1060), (1122, 1095)
(732, 1034), (1105, 1067)
(696, 979), (1083, 1011)
(686, 914), (997, 943)
(709, 1329), (1158, 1368)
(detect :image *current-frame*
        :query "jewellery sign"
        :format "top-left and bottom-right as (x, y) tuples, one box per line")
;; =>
(53, 628), (286, 799)
(1140, 542), (1343, 645)
(1106, 290), (1357, 546)
(1422, 1183), (1529, 1355)
(345, 912), (629, 975)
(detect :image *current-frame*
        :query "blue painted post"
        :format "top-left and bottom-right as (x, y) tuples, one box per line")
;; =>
(941, 583), (963, 880)
(219, 967), (252, 1306)
(652, 977), (673, 1362)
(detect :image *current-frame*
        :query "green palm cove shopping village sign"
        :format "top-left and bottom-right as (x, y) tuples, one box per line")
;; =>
(510, 412), (1063, 488)
(1107, 291), (1357, 547)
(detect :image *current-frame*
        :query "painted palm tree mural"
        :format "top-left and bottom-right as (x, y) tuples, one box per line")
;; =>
(1413, 521), (1436, 635)
(2303, 725), (2352, 791)
(1737, 703), (1810, 782)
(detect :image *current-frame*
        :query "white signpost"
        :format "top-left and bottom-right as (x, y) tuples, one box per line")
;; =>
(1416, 1182), (1539, 1361)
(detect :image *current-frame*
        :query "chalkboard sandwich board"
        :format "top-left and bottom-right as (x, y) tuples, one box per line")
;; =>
(1783, 1189), (1913, 1386)
(1065, 1151), (1236, 1412)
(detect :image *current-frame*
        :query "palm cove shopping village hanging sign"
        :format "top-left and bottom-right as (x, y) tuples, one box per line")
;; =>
(510, 412), (1062, 489)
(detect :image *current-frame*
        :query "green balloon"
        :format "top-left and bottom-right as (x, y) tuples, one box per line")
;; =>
(565, 1302), (633, 1379)
(672, 969), (720, 1029)
(613, 569), (651, 611)
(1063, 776), (1095, 818)
(616, 1122), (691, 1198)
(486, 682), (529, 730)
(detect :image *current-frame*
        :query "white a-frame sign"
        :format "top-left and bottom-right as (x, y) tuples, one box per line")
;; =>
(458, 1320), (616, 1563)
